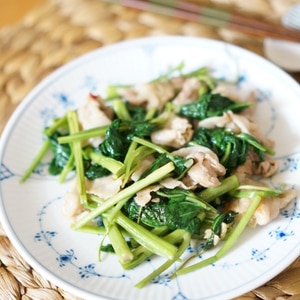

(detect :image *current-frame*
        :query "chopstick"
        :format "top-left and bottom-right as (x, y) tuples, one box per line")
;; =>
(102, 0), (300, 43)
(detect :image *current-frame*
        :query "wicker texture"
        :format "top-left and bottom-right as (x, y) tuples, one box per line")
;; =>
(0, 0), (300, 299)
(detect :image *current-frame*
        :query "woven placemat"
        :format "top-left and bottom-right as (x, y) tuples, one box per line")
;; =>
(1, 0), (300, 299)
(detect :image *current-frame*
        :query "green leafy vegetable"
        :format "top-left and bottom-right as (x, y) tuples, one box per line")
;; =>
(176, 185), (283, 276)
(191, 127), (271, 174)
(99, 118), (160, 162)
(177, 93), (252, 120)
(124, 176), (239, 237)
(99, 119), (130, 161)
(124, 189), (206, 235)
(126, 102), (149, 121)
(83, 161), (111, 180)
(48, 132), (72, 175)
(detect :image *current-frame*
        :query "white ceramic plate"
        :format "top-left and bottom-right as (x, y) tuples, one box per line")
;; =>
(1, 36), (300, 300)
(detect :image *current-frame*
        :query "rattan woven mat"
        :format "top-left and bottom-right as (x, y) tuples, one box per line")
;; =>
(1, 0), (300, 299)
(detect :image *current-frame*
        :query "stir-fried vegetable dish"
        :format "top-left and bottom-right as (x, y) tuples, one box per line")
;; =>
(22, 63), (297, 288)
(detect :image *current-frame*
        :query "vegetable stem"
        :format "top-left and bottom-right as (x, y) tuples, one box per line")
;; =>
(58, 125), (109, 144)
(122, 142), (155, 187)
(135, 230), (191, 288)
(103, 218), (134, 264)
(121, 226), (170, 270)
(133, 136), (169, 156)
(198, 175), (239, 203)
(72, 162), (175, 229)
(67, 111), (87, 206)
(116, 213), (178, 260)
(112, 99), (131, 120)
(20, 139), (50, 182)
(58, 152), (74, 183)
(85, 148), (124, 177)
(176, 194), (262, 276)
(43, 115), (68, 136)
(21, 115), (68, 182)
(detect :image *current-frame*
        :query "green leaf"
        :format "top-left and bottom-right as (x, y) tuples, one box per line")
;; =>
(99, 119), (160, 162)
(178, 93), (252, 120)
(191, 127), (265, 174)
(124, 188), (209, 235)
(48, 132), (72, 175)
(99, 119), (130, 161)
(83, 161), (111, 180)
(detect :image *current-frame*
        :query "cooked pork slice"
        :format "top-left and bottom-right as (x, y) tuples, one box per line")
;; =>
(170, 76), (186, 89)
(118, 81), (175, 110)
(63, 191), (85, 220)
(172, 145), (226, 187)
(63, 175), (122, 220)
(197, 113), (231, 129)
(151, 114), (193, 148)
(239, 91), (257, 119)
(212, 82), (240, 100)
(86, 175), (122, 200)
(255, 158), (278, 177)
(62, 178), (84, 220)
(160, 177), (196, 190)
(172, 77), (202, 105)
(77, 94), (112, 147)
(226, 188), (297, 227)
(134, 184), (161, 207)
(235, 150), (278, 178)
(131, 155), (155, 182)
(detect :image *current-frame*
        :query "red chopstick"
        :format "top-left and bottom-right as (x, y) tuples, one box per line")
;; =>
(102, 0), (300, 43)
